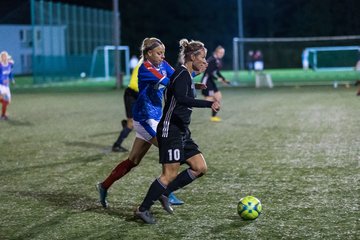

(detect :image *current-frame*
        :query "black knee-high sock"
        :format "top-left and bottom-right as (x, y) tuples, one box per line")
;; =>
(139, 178), (167, 211)
(163, 169), (198, 196)
(114, 127), (132, 146)
(212, 109), (217, 117)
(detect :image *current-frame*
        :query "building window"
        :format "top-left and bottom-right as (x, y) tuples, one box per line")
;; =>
(19, 30), (25, 42)
(36, 30), (41, 41)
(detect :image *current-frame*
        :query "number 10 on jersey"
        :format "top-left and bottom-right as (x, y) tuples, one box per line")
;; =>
(168, 149), (180, 161)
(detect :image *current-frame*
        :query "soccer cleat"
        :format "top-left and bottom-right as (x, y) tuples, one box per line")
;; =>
(1, 115), (8, 120)
(158, 195), (174, 214)
(168, 192), (184, 205)
(135, 207), (156, 224)
(210, 116), (222, 122)
(96, 182), (109, 208)
(112, 145), (128, 152)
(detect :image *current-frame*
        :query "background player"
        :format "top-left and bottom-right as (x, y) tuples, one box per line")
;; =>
(0, 51), (15, 120)
(201, 45), (229, 122)
(112, 61), (140, 152)
(135, 39), (220, 224)
(97, 37), (183, 208)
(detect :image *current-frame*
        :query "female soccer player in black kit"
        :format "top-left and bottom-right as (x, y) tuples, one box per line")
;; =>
(135, 39), (220, 224)
(201, 45), (230, 122)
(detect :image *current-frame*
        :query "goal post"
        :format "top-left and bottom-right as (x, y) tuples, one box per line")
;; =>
(304, 46), (360, 71)
(90, 45), (130, 84)
(233, 35), (360, 85)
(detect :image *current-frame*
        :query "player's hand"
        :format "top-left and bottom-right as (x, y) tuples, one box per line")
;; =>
(221, 79), (231, 86)
(211, 101), (220, 112)
(195, 61), (208, 74)
(195, 83), (207, 89)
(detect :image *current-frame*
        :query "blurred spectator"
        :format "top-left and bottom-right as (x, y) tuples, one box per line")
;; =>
(129, 55), (139, 72)
(302, 49), (309, 70)
(253, 50), (264, 71)
(246, 50), (254, 73)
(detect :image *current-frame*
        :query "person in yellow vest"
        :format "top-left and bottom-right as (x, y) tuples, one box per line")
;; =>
(112, 60), (141, 152)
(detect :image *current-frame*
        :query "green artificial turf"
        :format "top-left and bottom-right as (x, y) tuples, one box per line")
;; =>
(0, 86), (359, 239)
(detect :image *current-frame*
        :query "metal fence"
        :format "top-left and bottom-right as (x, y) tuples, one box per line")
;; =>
(31, 0), (117, 84)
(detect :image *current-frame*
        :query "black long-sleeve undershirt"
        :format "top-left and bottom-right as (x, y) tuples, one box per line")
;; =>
(161, 66), (212, 127)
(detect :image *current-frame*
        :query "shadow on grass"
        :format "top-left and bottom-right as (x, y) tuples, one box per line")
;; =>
(210, 215), (256, 234)
(4, 190), (137, 239)
(64, 141), (114, 154)
(0, 153), (105, 176)
(1, 118), (33, 126)
(88, 131), (119, 138)
(64, 141), (110, 149)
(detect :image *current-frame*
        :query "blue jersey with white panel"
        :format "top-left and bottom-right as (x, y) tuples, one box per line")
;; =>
(0, 62), (14, 86)
(133, 60), (174, 122)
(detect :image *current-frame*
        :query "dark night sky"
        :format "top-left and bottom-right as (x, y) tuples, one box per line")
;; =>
(1, 0), (360, 67)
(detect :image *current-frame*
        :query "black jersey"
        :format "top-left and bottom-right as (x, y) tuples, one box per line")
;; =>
(202, 55), (225, 83)
(160, 66), (212, 134)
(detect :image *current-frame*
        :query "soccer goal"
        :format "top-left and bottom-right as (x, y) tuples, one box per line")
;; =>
(304, 46), (360, 71)
(89, 45), (130, 82)
(233, 35), (360, 86)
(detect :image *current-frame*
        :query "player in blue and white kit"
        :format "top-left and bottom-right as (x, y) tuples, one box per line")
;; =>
(0, 51), (15, 120)
(97, 38), (183, 208)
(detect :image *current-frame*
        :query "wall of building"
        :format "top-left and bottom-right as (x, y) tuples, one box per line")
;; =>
(0, 24), (66, 75)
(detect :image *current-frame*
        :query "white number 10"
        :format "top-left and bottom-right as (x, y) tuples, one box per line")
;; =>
(168, 149), (180, 161)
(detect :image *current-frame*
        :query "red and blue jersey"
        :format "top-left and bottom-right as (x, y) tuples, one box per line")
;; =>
(0, 62), (14, 86)
(133, 60), (174, 122)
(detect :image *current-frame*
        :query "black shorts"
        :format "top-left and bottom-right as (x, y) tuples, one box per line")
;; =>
(157, 125), (201, 165)
(124, 87), (138, 118)
(201, 78), (218, 97)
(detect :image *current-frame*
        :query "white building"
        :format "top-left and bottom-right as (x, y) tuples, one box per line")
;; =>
(0, 24), (66, 75)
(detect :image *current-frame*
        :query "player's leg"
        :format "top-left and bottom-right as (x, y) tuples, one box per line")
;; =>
(112, 118), (133, 152)
(163, 153), (207, 197)
(210, 89), (222, 121)
(98, 119), (159, 208)
(112, 88), (137, 152)
(0, 87), (10, 120)
(135, 162), (180, 224)
(97, 137), (152, 208)
(135, 129), (183, 223)
(206, 93), (220, 122)
(162, 133), (206, 194)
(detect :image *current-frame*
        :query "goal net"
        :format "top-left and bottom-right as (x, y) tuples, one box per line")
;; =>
(233, 35), (360, 86)
(305, 46), (360, 71)
(89, 45), (130, 84)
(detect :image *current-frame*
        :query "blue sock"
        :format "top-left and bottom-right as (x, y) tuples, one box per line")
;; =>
(164, 169), (197, 196)
(139, 178), (166, 211)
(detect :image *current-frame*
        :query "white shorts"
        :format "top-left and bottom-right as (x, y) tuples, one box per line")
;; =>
(0, 85), (11, 102)
(133, 119), (159, 142)
(254, 61), (264, 71)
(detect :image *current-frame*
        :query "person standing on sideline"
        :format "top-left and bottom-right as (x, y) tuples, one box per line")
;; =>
(129, 55), (139, 71)
(0, 51), (15, 120)
(112, 60), (141, 152)
(246, 50), (254, 73)
(97, 38), (183, 208)
(135, 39), (220, 224)
(201, 45), (229, 122)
